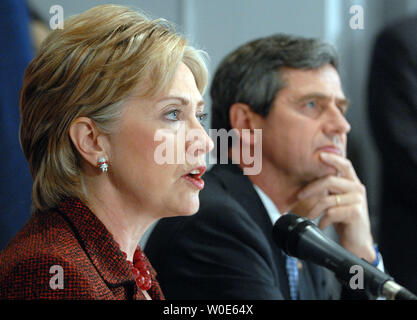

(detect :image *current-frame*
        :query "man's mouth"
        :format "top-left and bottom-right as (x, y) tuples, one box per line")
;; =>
(317, 145), (343, 156)
(317, 136), (345, 156)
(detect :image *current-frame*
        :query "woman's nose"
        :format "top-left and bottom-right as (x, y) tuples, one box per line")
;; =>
(185, 122), (214, 160)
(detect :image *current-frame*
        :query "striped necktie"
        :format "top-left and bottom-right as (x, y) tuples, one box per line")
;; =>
(286, 255), (299, 300)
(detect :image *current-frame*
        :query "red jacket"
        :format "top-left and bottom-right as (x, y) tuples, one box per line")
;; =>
(0, 198), (164, 300)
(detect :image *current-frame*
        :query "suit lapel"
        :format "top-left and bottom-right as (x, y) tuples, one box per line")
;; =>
(210, 164), (291, 299)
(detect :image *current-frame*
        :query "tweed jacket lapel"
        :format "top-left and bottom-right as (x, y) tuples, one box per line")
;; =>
(57, 198), (164, 300)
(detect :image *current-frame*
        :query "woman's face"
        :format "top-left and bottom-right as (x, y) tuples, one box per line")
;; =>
(106, 63), (213, 218)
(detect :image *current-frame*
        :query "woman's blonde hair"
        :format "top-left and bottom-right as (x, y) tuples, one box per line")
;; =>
(19, 4), (208, 212)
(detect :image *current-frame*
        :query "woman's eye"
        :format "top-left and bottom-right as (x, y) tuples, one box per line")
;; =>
(196, 112), (208, 124)
(306, 101), (316, 108)
(164, 109), (180, 121)
(338, 105), (348, 115)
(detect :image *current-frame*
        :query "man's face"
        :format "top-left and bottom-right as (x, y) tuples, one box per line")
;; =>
(258, 64), (351, 187)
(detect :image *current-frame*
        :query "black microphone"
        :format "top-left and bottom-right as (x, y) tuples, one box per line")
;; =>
(273, 213), (417, 300)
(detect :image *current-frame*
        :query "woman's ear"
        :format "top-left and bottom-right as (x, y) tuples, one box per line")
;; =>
(69, 117), (108, 168)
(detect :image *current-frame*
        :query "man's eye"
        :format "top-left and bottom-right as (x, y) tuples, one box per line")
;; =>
(300, 100), (321, 118)
(165, 109), (180, 121)
(197, 112), (208, 124)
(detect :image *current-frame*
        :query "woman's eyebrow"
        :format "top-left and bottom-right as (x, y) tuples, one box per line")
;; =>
(157, 95), (205, 108)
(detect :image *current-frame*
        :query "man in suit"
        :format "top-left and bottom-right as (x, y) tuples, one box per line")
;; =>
(368, 15), (417, 293)
(145, 34), (381, 299)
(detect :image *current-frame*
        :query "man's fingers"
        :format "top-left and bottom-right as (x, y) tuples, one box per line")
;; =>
(317, 204), (359, 230)
(298, 176), (360, 200)
(306, 192), (362, 220)
(320, 152), (359, 181)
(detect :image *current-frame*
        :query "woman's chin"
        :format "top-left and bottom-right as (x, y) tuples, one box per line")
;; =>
(181, 198), (201, 216)
(165, 194), (200, 217)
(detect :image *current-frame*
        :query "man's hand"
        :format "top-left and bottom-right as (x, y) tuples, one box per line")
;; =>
(292, 152), (376, 263)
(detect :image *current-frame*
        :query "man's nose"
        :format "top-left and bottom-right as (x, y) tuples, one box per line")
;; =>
(323, 105), (351, 135)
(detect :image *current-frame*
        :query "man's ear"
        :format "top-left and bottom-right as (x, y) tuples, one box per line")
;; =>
(229, 103), (261, 146)
(69, 117), (108, 168)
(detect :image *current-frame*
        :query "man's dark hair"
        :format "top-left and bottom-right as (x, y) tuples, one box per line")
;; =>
(210, 33), (339, 131)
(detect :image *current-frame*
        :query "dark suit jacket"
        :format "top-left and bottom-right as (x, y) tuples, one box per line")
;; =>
(0, 198), (164, 300)
(145, 163), (341, 300)
(368, 15), (417, 292)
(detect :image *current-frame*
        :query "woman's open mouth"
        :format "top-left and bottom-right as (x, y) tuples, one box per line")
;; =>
(182, 166), (206, 190)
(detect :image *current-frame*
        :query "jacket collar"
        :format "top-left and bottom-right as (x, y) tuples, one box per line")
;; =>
(210, 163), (275, 236)
(57, 198), (136, 286)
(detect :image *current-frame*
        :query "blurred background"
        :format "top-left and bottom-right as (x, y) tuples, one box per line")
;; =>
(1, 0), (416, 257)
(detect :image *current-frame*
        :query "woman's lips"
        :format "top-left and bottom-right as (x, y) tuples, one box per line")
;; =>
(182, 165), (206, 190)
(183, 174), (205, 190)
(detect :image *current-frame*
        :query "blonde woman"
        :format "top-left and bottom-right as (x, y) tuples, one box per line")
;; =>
(0, 5), (212, 299)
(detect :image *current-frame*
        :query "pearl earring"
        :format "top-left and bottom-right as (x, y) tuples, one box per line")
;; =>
(97, 157), (109, 173)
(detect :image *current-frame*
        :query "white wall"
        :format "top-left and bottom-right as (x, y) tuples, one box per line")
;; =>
(185, 0), (326, 78)
(28, 0), (182, 25)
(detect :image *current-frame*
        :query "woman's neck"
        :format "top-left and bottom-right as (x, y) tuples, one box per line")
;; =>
(84, 175), (156, 261)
